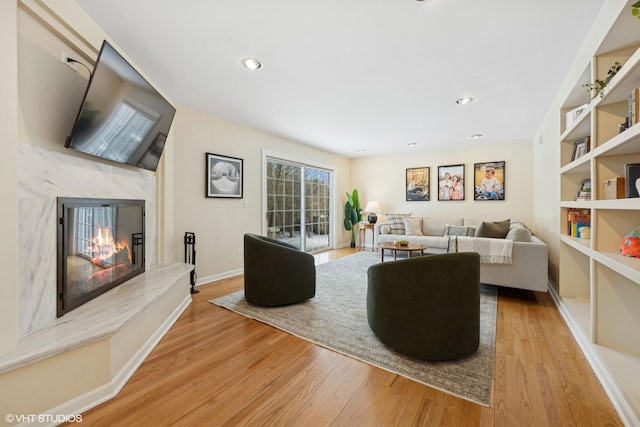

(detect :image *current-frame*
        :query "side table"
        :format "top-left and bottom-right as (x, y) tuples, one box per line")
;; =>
(358, 222), (375, 251)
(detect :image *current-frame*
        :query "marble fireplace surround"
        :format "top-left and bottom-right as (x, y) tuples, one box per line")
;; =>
(0, 144), (192, 417)
(17, 144), (158, 337)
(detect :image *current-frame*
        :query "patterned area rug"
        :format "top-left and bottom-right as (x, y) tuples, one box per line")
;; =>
(210, 251), (496, 406)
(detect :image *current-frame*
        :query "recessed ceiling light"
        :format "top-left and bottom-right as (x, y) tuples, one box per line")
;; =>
(241, 58), (263, 70)
(407, 143), (417, 147)
(456, 97), (474, 105)
(356, 149), (367, 153)
(469, 134), (484, 139)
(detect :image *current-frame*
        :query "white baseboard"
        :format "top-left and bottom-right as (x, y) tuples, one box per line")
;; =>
(196, 268), (244, 287)
(548, 283), (638, 427)
(32, 294), (192, 427)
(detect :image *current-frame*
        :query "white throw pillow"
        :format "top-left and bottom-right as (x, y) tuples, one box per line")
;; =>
(403, 217), (424, 236)
(379, 224), (391, 234)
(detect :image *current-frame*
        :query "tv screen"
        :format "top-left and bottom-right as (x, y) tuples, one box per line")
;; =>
(66, 40), (175, 172)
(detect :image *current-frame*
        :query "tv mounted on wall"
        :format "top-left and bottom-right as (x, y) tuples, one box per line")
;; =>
(66, 40), (176, 172)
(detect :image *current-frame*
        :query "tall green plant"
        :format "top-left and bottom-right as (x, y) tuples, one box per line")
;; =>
(343, 189), (362, 244)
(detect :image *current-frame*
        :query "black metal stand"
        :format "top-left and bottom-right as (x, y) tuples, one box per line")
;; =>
(184, 232), (198, 294)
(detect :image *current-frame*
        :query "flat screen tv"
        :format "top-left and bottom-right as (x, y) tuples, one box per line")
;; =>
(66, 40), (176, 172)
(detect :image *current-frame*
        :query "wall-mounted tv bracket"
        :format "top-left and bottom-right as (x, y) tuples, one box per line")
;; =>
(184, 232), (198, 294)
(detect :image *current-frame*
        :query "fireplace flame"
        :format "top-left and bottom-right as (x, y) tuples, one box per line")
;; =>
(91, 226), (132, 265)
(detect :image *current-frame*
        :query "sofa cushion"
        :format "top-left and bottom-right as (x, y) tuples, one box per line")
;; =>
(379, 224), (391, 234)
(443, 224), (476, 237)
(404, 218), (424, 236)
(423, 217), (463, 236)
(386, 213), (411, 235)
(505, 225), (532, 242)
(475, 219), (511, 239)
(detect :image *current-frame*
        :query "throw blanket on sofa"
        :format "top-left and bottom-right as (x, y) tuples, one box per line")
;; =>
(447, 236), (513, 264)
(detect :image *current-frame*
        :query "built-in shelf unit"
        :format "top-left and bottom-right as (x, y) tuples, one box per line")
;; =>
(557, 2), (640, 424)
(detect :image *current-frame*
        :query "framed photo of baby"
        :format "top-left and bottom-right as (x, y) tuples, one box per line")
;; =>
(474, 161), (505, 200)
(437, 164), (465, 201)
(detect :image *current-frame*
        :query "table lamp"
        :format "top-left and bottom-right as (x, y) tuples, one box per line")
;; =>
(364, 201), (381, 224)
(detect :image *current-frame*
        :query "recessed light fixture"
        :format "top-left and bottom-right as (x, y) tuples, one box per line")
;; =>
(469, 134), (484, 139)
(407, 143), (417, 147)
(356, 149), (367, 153)
(456, 97), (474, 105)
(241, 58), (263, 70)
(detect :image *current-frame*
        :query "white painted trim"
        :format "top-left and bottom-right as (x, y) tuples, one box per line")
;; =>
(31, 295), (192, 427)
(548, 283), (639, 427)
(196, 269), (244, 287)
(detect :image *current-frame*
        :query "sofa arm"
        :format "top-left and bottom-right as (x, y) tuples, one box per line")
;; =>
(373, 222), (389, 249)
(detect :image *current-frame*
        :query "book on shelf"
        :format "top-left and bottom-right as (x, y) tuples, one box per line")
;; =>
(629, 87), (639, 128)
(567, 208), (591, 238)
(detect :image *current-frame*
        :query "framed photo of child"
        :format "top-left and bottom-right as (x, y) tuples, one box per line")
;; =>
(437, 164), (465, 201)
(474, 161), (505, 200)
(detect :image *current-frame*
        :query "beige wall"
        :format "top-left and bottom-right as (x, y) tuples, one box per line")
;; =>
(172, 105), (352, 282)
(350, 139), (534, 227)
(0, 0), (19, 356)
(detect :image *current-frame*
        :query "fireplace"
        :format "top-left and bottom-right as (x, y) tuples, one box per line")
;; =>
(57, 197), (145, 317)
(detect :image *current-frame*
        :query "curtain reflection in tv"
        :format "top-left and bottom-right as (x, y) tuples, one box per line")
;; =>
(78, 101), (156, 164)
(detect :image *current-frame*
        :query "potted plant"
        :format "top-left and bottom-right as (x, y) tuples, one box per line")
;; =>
(583, 62), (622, 98)
(343, 189), (362, 248)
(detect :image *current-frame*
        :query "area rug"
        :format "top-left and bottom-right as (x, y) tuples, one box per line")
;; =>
(210, 251), (497, 406)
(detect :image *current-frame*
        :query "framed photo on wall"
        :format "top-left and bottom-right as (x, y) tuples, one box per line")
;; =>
(474, 161), (505, 200)
(437, 164), (464, 201)
(406, 167), (430, 201)
(206, 153), (243, 198)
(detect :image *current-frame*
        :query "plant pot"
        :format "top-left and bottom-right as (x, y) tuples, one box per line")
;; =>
(350, 242), (356, 248)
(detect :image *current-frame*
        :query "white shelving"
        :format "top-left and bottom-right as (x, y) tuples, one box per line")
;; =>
(557, 3), (640, 425)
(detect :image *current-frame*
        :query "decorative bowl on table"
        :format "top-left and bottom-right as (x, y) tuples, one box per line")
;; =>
(397, 240), (409, 246)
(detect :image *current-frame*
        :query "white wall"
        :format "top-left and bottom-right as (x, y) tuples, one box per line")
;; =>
(350, 139), (535, 227)
(172, 105), (352, 282)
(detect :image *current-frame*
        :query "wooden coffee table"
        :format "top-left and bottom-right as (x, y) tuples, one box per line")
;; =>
(379, 242), (427, 262)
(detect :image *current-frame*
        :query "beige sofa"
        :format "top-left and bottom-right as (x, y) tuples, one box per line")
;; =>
(373, 216), (548, 292)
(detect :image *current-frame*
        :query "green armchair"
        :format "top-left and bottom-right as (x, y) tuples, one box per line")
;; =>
(243, 233), (316, 307)
(367, 252), (480, 361)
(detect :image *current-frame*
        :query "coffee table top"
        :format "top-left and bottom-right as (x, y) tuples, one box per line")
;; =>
(379, 242), (427, 251)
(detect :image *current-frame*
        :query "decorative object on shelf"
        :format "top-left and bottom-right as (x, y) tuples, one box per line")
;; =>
(566, 103), (589, 128)
(574, 179), (591, 201)
(628, 87), (639, 128)
(582, 62), (622, 98)
(578, 226), (591, 239)
(205, 152), (243, 198)
(364, 201), (382, 223)
(406, 167), (430, 201)
(567, 208), (590, 237)
(625, 163), (640, 197)
(620, 227), (640, 257)
(603, 177), (626, 199)
(344, 189), (362, 247)
(571, 138), (589, 161)
(474, 161), (505, 201)
(438, 164), (465, 201)
(632, 1), (640, 19)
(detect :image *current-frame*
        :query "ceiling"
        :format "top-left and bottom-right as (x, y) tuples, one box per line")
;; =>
(75, 0), (606, 158)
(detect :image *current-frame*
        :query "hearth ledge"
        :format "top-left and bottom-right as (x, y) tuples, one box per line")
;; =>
(0, 262), (193, 374)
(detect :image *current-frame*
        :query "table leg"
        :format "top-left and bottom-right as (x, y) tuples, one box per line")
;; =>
(381, 248), (384, 262)
(393, 250), (397, 261)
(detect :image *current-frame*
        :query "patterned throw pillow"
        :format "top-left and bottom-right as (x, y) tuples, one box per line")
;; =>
(443, 224), (476, 237)
(386, 213), (411, 235)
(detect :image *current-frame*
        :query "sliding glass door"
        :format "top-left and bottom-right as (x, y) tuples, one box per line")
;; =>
(265, 157), (332, 253)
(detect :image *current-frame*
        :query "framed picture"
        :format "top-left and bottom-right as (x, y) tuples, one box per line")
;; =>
(571, 139), (588, 161)
(406, 167), (430, 201)
(437, 164), (464, 201)
(206, 153), (243, 198)
(474, 161), (505, 200)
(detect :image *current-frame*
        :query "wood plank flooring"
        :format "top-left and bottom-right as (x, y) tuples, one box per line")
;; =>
(76, 248), (622, 426)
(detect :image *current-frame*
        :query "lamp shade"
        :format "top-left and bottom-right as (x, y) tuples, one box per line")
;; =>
(364, 201), (381, 213)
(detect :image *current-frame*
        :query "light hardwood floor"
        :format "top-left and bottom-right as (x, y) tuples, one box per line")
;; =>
(76, 248), (622, 426)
